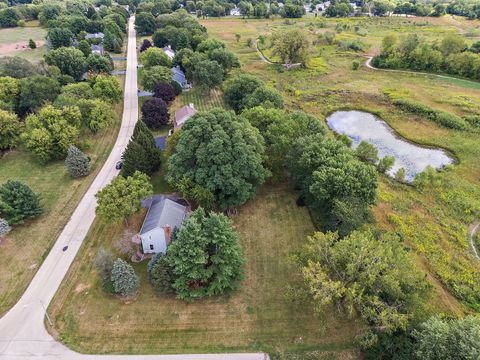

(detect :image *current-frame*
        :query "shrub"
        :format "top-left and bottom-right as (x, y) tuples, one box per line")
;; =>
(0, 218), (11, 240)
(0, 180), (43, 225)
(110, 258), (139, 297)
(148, 253), (174, 294)
(352, 59), (360, 70)
(378, 155), (395, 174)
(28, 39), (36, 49)
(395, 167), (406, 182)
(65, 146), (91, 178)
(94, 248), (114, 292)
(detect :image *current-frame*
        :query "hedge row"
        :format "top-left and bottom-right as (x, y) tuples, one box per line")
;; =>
(392, 98), (469, 130)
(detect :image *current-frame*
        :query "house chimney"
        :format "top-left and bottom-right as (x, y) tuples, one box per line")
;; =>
(165, 224), (172, 244)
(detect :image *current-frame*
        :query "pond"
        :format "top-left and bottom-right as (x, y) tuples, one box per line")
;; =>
(326, 110), (454, 182)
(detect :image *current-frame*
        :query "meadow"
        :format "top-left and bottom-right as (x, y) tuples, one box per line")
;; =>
(47, 14), (480, 358)
(0, 21), (47, 62)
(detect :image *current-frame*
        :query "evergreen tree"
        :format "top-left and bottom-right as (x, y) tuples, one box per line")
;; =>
(65, 146), (91, 178)
(167, 208), (245, 301)
(0, 218), (11, 240)
(0, 180), (43, 225)
(28, 39), (36, 49)
(120, 139), (151, 177)
(148, 253), (174, 294)
(110, 258), (140, 297)
(132, 130), (161, 173)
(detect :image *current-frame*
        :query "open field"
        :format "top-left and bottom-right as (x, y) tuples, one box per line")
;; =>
(202, 15), (480, 312)
(0, 75), (125, 317)
(0, 23), (47, 62)
(48, 183), (362, 357)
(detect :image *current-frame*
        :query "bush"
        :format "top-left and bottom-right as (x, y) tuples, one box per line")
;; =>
(352, 59), (360, 70)
(110, 258), (139, 297)
(393, 99), (468, 130)
(148, 253), (174, 294)
(0, 218), (11, 240)
(0, 180), (43, 225)
(28, 39), (36, 49)
(65, 146), (91, 178)
(94, 248), (114, 292)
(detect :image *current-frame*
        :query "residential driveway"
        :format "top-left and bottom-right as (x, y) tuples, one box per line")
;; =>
(0, 16), (266, 360)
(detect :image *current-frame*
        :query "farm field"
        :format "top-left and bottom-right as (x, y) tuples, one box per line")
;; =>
(47, 14), (480, 358)
(0, 75), (125, 317)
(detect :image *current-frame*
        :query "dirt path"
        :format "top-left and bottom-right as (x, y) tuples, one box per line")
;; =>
(255, 39), (274, 64)
(468, 221), (480, 260)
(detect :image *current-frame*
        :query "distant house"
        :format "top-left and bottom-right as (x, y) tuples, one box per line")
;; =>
(91, 44), (104, 55)
(162, 45), (175, 60)
(85, 32), (104, 40)
(171, 66), (190, 89)
(139, 197), (188, 254)
(174, 103), (197, 130)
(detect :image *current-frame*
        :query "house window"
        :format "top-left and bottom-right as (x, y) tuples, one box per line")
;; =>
(149, 244), (154, 250)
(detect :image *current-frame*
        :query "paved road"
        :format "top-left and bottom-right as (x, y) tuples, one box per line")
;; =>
(0, 17), (266, 360)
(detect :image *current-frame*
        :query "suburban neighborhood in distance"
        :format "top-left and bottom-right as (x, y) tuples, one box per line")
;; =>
(0, 0), (480, 359)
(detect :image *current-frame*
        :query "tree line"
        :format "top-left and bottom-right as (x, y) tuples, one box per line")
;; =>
(374, 33), (480, 82)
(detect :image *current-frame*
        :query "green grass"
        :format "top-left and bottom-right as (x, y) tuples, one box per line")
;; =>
(0, 23), (46, 45)
(0, 76), (125, 317)
(48, 184), (362, 356)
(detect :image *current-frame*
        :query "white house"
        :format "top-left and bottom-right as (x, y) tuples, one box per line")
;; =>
(139, 197), (188, 254)
(162, 45), (175, 60)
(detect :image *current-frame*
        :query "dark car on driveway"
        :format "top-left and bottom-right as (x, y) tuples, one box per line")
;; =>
(115, 161), (123, 170)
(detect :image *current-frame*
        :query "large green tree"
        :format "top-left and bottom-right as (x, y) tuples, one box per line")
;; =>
(0, 180), (43, 225)
(413, 316), (480, 360)
(167, 208), (244, 301)
(271, 28), (310, 65)
(44, 47), (86, 80)
(0, 110), (22, 151)
(223, 73), (263, 114)
(0, 76), (19, 111)
(140, 66), (172, 91)
(21, 105), (81, 162)
(92, 74), (122, 103)
(192, 59), (224, 89)
(18, 76), (61, 115)
(298, 230), (429, 332)
(167, 108), (269, 210)
(140, 47), (172, 68)
(95, 171), (153, 224)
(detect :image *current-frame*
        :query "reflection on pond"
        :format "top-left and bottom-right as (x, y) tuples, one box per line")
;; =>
(326, 110), (454, 182)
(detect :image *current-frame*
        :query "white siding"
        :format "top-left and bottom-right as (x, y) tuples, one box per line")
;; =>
(141, 228), (166, 254)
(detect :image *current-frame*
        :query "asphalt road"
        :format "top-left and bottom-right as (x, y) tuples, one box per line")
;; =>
(0, 16), (266, 360)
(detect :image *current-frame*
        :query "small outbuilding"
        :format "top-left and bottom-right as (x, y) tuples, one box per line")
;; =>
(139, 197), (188, 254)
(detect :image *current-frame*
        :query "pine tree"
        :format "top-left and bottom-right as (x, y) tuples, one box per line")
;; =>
(28, 39), (36, 49)
(0, 180), (43, 225)
(148, 254), (174, 294)
(120, 139), (151, 177)
(133, 130), (161, 173)
(110, 258), (139, 297)
(0, 218), (11, 240)
(65, 146), (91, 178)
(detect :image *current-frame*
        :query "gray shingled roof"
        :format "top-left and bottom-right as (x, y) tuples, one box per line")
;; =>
(139, 197), (187, 235)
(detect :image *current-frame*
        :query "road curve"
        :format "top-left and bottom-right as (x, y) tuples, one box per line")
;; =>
(0, 16), (266, 360)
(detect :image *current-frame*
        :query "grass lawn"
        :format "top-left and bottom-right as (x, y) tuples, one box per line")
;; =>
(48, 183), (362, 357)
(0, 76), (125, 317)
(0, 23), (46, 45)
(201, 16), (480, 312)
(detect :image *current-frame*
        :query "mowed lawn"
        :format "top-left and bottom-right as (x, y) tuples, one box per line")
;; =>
(0, 76), (125, 316)
(48, 184), (362, 357)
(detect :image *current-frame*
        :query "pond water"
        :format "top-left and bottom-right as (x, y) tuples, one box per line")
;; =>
(326, 110), (454, 182)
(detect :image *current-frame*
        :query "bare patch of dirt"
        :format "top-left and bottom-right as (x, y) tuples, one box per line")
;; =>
(0, 40), (45, 55)
(74, 283), (90, 294)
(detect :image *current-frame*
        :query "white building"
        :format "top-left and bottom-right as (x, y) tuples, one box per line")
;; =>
(139, 197), (188, 254)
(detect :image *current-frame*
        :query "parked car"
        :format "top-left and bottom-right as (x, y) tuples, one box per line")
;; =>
(115, 160), (123, 170)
